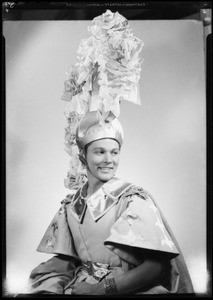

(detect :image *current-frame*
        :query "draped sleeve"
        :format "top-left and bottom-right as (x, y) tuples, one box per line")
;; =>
(104, 189), (179, 263)
(104, 186), (194, 294)
(36, 195), (79, 260)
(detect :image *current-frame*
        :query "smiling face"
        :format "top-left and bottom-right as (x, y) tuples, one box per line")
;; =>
(85, 138), (120, 184)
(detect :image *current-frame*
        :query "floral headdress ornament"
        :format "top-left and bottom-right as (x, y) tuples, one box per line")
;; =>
(61, 10), (144, 192)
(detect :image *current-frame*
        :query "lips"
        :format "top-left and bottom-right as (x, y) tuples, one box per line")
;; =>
(98, 167), (113, 171)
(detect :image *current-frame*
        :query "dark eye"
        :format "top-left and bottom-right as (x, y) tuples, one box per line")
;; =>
(94, 150), (104, 155)
(112, 151), (119, 155)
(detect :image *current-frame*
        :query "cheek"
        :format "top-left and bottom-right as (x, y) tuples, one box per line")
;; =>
(86, 155), (101, 168)
(113, 156), (120, 165)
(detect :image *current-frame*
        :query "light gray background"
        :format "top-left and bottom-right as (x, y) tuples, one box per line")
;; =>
(4, 20), (206, 293)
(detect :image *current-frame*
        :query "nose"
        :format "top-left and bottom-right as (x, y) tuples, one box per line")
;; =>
(104, 152), (112, 163)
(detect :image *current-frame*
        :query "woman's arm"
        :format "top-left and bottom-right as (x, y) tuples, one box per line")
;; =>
(113, 258), (164, 294)
(71, 257), (164, 295)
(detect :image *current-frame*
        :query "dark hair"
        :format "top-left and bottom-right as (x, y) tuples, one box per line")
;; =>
(84, 141), (93, 155)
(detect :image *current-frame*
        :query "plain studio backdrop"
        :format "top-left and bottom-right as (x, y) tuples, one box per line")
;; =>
(4, 19), (206, 294)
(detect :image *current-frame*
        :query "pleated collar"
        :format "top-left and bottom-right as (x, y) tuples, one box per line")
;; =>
(70, 177), (133, 223)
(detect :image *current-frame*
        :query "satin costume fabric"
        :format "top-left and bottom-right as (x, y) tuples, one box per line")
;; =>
(28, 177), (194, 295)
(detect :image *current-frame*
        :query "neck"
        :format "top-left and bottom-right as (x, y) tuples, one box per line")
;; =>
(86, 172), (106, 197)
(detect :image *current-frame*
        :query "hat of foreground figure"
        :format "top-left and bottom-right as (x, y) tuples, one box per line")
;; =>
(76, 111), (123, 149)
(61, 9), (144, 191)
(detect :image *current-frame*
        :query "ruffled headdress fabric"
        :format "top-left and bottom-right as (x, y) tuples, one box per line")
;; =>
(61, 10), (144, 192)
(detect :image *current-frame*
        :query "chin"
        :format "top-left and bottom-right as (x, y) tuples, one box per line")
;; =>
(98, 174), (114, 182)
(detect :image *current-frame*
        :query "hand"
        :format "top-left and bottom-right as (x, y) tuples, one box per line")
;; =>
(71, 281), (105, 295)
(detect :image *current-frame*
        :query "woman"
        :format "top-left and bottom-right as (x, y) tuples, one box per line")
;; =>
(28, 111), (194, 295)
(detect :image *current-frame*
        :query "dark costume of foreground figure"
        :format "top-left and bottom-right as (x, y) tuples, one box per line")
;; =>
(28, 10), (194, 296)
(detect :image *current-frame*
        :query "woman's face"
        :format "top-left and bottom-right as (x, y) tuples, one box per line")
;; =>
(85, 138), (120, 183)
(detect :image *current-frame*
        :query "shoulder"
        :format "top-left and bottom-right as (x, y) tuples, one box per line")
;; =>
(105, 177), (149, 200)
(119, 184), (149, 201)
(115, 184), (150, 218)
(59, 192), (77, 214)
(121, 185), (159, 216)
(119, 186), (163, 226)
(60, 193), (75, 205)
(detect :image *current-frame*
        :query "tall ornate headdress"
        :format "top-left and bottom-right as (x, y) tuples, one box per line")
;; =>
(61, 10), (144, 192)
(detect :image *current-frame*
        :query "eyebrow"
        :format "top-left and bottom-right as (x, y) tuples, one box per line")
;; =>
(93, 147), (119, 151)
